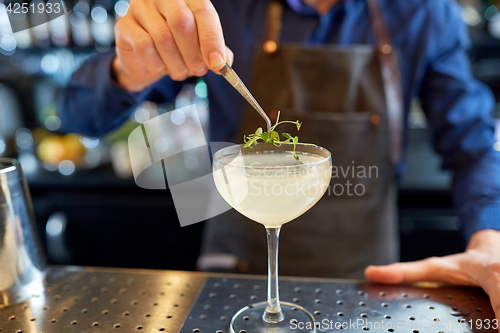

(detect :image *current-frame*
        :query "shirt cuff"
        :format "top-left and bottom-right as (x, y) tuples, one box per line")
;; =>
(98, 52), (138, 113)
(94, 53), (155, 135)
(463, 204), (500, 241)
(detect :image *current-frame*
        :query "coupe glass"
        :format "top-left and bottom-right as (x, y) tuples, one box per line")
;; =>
(212, 143), (332, 333)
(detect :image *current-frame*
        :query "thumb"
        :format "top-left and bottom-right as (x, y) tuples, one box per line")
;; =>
(364, 255), (472, 285)
(225, 46), (234, 67)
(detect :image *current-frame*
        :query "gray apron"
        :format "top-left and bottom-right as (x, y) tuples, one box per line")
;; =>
(202, 0), (404, 279)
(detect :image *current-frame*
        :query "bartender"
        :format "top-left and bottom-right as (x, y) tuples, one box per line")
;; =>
(59, 0), (500, 324)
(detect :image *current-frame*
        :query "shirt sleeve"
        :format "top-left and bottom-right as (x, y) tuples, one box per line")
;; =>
(418, 2), (500, 241)
(58, 52), (186, 137)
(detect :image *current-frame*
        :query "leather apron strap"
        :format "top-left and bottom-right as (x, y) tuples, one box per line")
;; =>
(263, 0), (403, 163)
(262, 0), (284, 54)
(366, 0), (404, 164)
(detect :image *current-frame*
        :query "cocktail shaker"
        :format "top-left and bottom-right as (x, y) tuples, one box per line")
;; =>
(0, 159), (46, 306)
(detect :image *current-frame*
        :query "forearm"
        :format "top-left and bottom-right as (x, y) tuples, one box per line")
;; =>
(452, 149), (500, 241)
(59, 52), (186, 137)
(467, 229), (500, 252)
(59, 52), (140, 136)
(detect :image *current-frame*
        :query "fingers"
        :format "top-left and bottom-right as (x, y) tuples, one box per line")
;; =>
(491, 290), (500, 333)
(365, 236), (500, 333)
(364, 259), (439, 284)
(476, 262), (500, 332)
(210, 46), (234, 75)
(185, 0), (227, 71)
(115, 0), (229, 83)
(364, 254), (475, 285)
(133, 7), (190, 81)
(467, 232), (500, 332)
(159, 0), (208, 77)
(115, 17), (165, 73)
(226, 46), (234, 67)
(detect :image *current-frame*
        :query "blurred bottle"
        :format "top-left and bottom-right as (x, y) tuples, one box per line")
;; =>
(0, 84), (23, 141)
(31, 22), (51, 48)
(49, 13), (71, 47)
(15, 128), (39, 174)
(91, 0), (114, 52)
(1, 1), (33, 49)
(13, 30), (33, 50)
(0, 3), (18, 56)
(70, 0), (93, 47)
(30, 0), (51, 47)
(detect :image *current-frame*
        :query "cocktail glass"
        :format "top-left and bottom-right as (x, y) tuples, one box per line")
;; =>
(212, 143), (332, 333)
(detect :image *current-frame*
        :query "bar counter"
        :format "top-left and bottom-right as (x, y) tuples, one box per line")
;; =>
(0, 266), (495, 332)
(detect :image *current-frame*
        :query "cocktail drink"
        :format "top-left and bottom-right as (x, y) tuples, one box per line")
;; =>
(213, 143), (332, 333)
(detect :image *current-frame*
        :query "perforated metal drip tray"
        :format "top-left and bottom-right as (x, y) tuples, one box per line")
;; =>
(181, 277), (496, 333)
(0, 267), (205, 333)
(0, 267), (496, 333)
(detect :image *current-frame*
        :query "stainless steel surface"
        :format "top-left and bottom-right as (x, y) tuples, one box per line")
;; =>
(0, 267), (496, 332)
(220, 63), (272, 133)
(0, 266), (205, 333)
(0, 158), (46, 306)
(181, 276), (495, 333)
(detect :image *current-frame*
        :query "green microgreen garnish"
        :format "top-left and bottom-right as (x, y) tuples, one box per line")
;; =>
(243, 111), (314, 160)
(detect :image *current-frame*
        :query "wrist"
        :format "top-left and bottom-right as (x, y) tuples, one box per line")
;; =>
(467, 229), (500, 252)
(111, 57), (146, 93)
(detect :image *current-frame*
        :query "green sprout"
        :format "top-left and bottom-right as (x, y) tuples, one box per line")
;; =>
(243, 111), (314, 160)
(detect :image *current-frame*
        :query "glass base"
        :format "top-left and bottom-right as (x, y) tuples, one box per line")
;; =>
(229, 301), (316, 333)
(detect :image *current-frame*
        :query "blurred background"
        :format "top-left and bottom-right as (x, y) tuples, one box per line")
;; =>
(0, 0), (498, 271)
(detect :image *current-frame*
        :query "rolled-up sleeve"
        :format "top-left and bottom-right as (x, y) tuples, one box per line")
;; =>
(419, 2), (500, 241)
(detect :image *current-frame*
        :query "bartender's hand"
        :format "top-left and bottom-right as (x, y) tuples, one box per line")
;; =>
(112, 0), (234, 92)
(365, 229), (500, 332)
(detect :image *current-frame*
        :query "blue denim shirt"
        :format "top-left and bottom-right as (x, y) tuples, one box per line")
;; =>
(59, 0), (500, 241)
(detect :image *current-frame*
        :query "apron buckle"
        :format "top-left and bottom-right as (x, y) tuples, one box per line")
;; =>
(263, 40), (278, 54)
(380, 44), (392, 55)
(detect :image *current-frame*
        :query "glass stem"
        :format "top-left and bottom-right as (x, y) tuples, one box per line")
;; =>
(263, 227), (284, 323)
